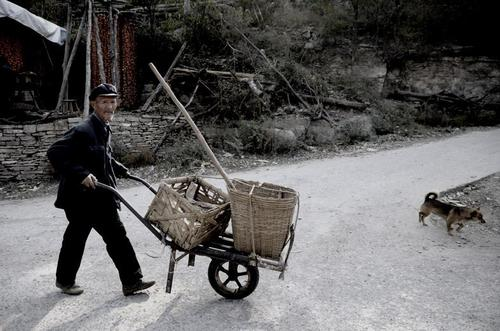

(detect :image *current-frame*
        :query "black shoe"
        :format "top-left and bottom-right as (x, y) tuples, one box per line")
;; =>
(56, 281), (84, 295)
(122, 280), (155, 296)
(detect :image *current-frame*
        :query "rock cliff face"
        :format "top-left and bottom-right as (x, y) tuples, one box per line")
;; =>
(322, 44), (499, 107)
(383, 53), (500, 104)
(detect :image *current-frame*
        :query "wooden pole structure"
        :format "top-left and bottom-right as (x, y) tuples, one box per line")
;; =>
(55, 5), (87, 111)
(141, 41), (187, 112)
(149, 63), (235, 189)
(93, 13), (106, 83)
(62, 3), (72, 100)
(83, 0), (93, 117)
(112, 9), (120, 91)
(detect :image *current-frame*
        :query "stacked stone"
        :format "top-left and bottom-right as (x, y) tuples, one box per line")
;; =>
(0, 119), (77, 181)
(0, 114), (173, 182)
(112, 114), (174, 157)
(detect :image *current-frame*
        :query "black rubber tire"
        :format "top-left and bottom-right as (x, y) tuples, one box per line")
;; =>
(207, 259), (259, 299)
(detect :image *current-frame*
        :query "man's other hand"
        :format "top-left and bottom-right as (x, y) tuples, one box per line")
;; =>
(81, 174), (97, 189)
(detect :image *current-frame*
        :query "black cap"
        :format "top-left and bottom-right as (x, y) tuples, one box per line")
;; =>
(89, 83), (118, 100)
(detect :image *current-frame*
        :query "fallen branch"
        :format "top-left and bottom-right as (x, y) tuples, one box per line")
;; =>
(152, 81), (210, 155)
(228, 69), (263, 96)
(169, 81), (200, 127)
(222, 17), (310, 109)
(141, 42), (187, 112)
(184, 82), (200, 109)
(172, 67), (256, 80)
(246, 79), (263, 96)
(299, 94), (367, 109)
(391, 90), (432, 99)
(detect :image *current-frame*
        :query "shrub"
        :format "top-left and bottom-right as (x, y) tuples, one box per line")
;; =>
(328, 72), (380, 103)
(336, 115), (374, 144)
(120, 148), (156, 167)
(182, 2), (228, 55)
(238, 121), (270, 153)
(157, 131), (206, 170)
(416, 101), (500, 127)
(369, 100), (419, 134)
(216, 80), (269, 121)
(113, 145), (156, 168)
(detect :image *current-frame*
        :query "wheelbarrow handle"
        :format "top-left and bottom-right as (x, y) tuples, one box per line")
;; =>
(96, 182), (163, 241)
(125, 173), (157, 195)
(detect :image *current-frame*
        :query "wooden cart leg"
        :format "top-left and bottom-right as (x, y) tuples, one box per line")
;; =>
(166, 248), (176, 293)
(188, 253), (195, 267)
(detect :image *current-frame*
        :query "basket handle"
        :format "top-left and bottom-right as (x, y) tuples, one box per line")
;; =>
(149, 63), (235, 190)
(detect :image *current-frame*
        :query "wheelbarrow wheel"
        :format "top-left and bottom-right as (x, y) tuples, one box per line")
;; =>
(208, 259), (259, 299)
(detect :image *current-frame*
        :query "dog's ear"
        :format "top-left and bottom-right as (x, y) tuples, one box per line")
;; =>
(477, 207), (480, 211)
(471, 210), (478, 217)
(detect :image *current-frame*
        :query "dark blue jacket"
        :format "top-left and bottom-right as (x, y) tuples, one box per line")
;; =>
(47, 113), (128, 209)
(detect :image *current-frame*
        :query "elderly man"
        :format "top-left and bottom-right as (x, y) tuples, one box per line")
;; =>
(47, 83), (155, 296)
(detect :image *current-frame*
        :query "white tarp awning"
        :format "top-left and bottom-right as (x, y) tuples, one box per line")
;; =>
(0, 0), (67, 45)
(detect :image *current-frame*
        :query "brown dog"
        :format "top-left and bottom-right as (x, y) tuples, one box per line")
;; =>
(419, 192), (485, 234)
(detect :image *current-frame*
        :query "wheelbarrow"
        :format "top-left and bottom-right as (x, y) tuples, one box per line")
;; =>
(96, 174), (298, 299)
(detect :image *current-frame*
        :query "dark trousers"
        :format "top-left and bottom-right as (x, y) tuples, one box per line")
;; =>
(56, 206), (143, 287)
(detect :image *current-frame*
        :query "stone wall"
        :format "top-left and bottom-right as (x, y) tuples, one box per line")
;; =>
(0, 113), (173, 182)
(111, 114), (174, 160)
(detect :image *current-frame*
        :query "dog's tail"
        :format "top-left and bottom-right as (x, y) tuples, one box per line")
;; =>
(424, 192), (438, 201)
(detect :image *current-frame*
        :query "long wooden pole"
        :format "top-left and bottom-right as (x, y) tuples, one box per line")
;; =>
(149, 63), (234, 189)
(83, 0), (93, 117)
(62, 3), (72, 100)
(55, 6), (86, 111)
(172, 67), (255, 80)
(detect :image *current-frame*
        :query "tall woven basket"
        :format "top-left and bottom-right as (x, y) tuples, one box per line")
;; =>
(228, 179), (298, 259)
(145, 176), (231, 250)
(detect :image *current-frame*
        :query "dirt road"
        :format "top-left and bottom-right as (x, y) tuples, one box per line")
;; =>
(1, 128), (499, 331)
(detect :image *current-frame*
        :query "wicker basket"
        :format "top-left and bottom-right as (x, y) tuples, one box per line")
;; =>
(145, 176), (231, 250)
(228, 179), (298, 259)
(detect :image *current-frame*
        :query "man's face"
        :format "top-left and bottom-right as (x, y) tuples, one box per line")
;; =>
(91, 96), (118, 123)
